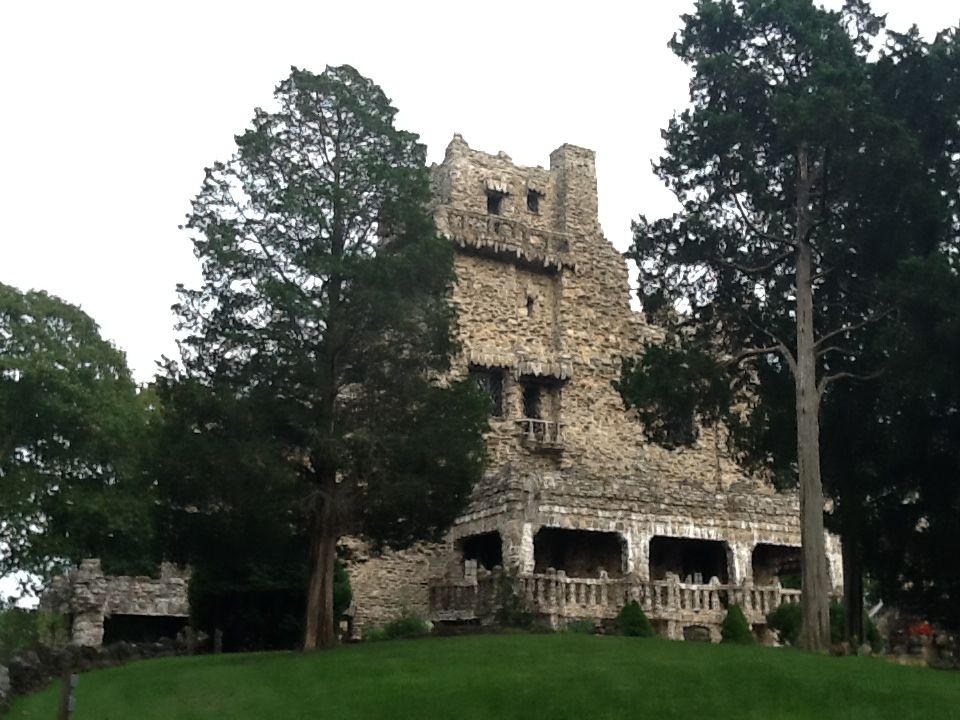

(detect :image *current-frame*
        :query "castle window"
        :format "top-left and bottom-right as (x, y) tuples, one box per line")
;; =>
(470, 366), (503, 417)
(486, 190), (504, 215)
(526, 295), (535, 317)
(522, 384), (541, 420)
(526, 189), (541, 213)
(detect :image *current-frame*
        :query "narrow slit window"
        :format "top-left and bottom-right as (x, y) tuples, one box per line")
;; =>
(526, 295), (535, 317)
(527, 189), (541, 213)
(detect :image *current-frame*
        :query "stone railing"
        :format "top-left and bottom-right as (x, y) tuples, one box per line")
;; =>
(437, 207), (574, 272)
(516, 419), (564, 451)
(429, 570), (802, 630)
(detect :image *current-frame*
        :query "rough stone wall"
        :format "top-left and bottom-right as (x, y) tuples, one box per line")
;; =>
(340, 537), (453, 630)
(40, 559), (190, 647)
(347, 136), (843, 631)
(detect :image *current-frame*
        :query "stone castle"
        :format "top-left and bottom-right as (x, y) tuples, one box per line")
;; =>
(47, 136), (843, 646)
(347, 136), (843, 641)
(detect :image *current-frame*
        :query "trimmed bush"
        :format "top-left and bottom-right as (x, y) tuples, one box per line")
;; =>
(616, 601), (653, 637)
(721, 604), (754, 645)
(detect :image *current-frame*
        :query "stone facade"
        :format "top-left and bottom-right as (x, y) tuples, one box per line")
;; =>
(347, 136), (843, 638)
(40, 559), (190, 647)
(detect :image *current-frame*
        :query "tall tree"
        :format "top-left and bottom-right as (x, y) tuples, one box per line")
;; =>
(622, 0), (952, 650)
(0, 283), (156, 588)
(173, 65), (488, 650)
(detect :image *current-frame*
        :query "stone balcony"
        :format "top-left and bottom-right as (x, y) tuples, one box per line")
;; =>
(429, 569), (801, 642)
(437, 207), (575, 273)
(516, 418), (564, 453)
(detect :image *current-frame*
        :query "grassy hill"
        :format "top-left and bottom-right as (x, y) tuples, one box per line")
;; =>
(8, 634), (959, 719)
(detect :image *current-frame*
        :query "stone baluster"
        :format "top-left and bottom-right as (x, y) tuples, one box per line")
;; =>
(546, 569), (557, 608)
(599, 569), (609, 606)
(556, 570), (567, 612)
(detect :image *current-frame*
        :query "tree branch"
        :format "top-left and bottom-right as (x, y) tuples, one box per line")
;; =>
(727, 345), (782, 367)
(731, 191), (796, 248)
(742, 313), (798, 376)
(814, 309), (892, 350)
(715, 249), (793, 275)
(817, 368), (884, 394)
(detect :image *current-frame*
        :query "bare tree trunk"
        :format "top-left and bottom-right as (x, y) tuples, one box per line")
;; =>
(794, 145), (832, 652)
(303, 495), (338, 651)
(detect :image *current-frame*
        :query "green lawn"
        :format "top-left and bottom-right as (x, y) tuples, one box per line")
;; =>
(8, 634), (959, 719)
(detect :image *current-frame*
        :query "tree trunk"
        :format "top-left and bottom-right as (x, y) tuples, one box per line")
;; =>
(303, 497), (338, 651)
(842, 537), (864, 647)
(794, 145), (832, 652)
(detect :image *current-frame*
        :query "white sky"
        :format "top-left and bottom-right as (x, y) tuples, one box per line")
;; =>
(1, 1), (956, 384)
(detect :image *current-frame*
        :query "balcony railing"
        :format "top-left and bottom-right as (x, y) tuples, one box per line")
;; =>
(516, 419), (564, 451)
(429, 569), (803, 628)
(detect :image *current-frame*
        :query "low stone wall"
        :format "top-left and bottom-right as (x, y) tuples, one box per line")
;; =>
(40, 559), (190, 647)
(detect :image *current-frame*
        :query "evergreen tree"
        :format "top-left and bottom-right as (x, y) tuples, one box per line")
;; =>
(622, 0), (957, 650)
(170, 65), (488, 650)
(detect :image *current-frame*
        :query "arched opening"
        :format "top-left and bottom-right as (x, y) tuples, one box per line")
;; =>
(533, 527), (625, 578)
(458, 531), (503, 570)
(752, 544), (801, 587)
(648, 536), (730, 583)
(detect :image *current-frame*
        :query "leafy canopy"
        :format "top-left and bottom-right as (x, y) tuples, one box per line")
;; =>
(0, 283), (156, 585)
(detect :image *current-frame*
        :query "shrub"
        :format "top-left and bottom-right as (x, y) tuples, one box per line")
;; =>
(616, 601), (653, 637)
(382, 612), (431, 640)
(721, 604), (754, 645)
(767, 601), (882, 652)
(767, 602), (802, 646)
(363, 626), (387, 642)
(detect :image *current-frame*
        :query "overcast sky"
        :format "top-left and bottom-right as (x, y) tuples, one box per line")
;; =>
(1, 0), (957, 385)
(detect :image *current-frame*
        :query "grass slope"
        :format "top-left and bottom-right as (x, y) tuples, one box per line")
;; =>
(9, 634), (959, 719)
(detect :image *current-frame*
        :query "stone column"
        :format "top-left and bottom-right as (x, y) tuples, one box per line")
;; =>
(727, 541), (754, 585)
(631, 527), (652, 582)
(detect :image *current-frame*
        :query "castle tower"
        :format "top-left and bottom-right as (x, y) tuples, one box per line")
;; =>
(345, 137), (841, 639)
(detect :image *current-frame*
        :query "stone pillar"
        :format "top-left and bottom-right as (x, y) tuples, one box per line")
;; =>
(728, 541), (754, 584)
(519, 522), (535, 574)
(631, 528), (651, 582)
(825, 532), (844, 594)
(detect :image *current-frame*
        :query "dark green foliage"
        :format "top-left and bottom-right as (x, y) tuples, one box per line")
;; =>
(0, 283), (158, 584)
(166, 64), (488, 647)
(620, 0), (960, 645)
(382, 612), (430, 640)
(768, 601), (882, 652)
(0, 607), (68, 663)
(616, 600), (653, 637)
(615, 344), (730, 448)
(721, 604), (754, 645)
(767, 602), (802, 646)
